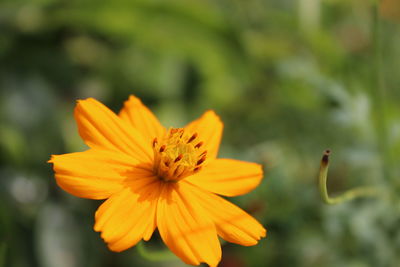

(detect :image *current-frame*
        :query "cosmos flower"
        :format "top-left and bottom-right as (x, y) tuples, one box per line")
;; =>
(49, 96), (266, 267)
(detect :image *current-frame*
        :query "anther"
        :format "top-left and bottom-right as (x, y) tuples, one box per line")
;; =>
(159, 145), (166, 152)
(153, 127), (206, 181)
(169, 129), (178, 136)
(187, 133), (197, 143)
(174, 154), (183, 163)
(197, 155), (206, 165)
(195, 142), (203, 149)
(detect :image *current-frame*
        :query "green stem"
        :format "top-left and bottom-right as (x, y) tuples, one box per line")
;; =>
(136, 241), (177, 262)
(371, 3), (395, 185)
(318, 150), (382, 205)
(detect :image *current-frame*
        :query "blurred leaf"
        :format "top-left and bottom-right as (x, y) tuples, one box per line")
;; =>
(380, 0), (400, 23)
(36, 204), (84, 267)
(0, 242), (6, 267)
(0, 125), (26, 165)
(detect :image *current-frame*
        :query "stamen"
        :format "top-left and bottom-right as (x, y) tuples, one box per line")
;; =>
(159, 145), (166, 152)
(174, 154), (183, 163)
(195, 142), (203, 149)
(197, 155), (206, 165)
(173, 165), (185, 177)
(187, 133), (197, 143)
(170, 128), (179, 136)
(152, 128), (206, 182)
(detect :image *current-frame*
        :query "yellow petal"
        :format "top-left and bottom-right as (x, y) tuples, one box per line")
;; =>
(94, 177), (161, 252)
(119, 95), (166, 141)
(185, 181), (266, 246)
(49, 149), (140, 199)
(157, 183), (221, 267)
(184, 110), (223, 159)
(74, 98), (152, 162)
(185, 158), (263, 197)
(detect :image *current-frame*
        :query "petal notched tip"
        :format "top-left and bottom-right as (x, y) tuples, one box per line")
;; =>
(74, 97), (106, 112)
(206, 109), (221, 118)
(122, 95), (149, 112)
(48, 154), (64, 165)
(47, 155), (56, 164)
(245, 227), (267, 246)
(74, 98), (101, 117)
(261, 228), (267, 238)
(202, 109), (224, 127)
(252, 163), (264, 186)
(119, 94), (166, 141)
(76, 97), (95, 103)
(126, 95), (142, 104)
(75, 98), (94, 109)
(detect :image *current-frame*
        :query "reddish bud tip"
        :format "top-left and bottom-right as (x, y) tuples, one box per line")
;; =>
(321, 149), (331, 165)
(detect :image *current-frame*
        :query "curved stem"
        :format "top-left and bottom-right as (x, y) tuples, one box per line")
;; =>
(136, 241), (177, 262)
(318, 150), (382, 205)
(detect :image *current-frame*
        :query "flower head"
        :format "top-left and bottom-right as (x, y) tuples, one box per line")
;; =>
(49, 96), (266, 267)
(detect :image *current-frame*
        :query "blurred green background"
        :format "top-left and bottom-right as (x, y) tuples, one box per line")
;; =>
(1, 0), (400, 266)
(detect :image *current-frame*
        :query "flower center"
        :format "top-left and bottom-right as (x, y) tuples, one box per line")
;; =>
(152, 128), (206, 182)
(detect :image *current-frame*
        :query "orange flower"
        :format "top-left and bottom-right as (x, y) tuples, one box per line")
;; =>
(49, 96), (266, 267)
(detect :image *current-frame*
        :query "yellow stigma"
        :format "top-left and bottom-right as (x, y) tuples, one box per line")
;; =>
(152, 128), (207, 182)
